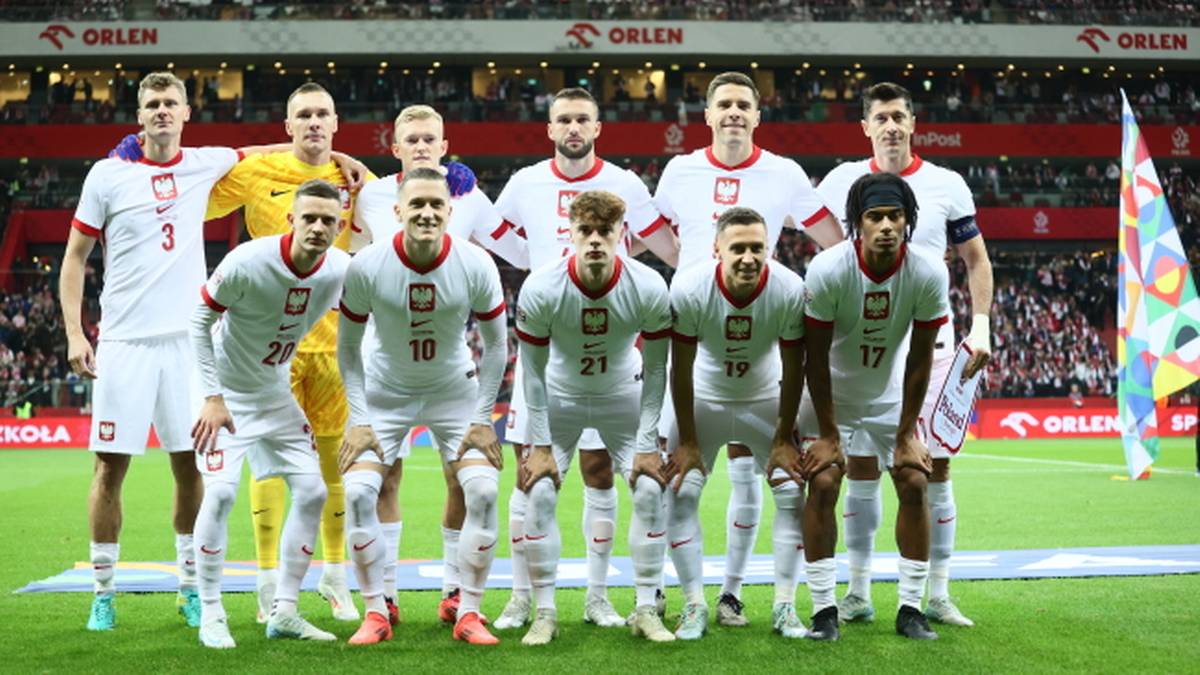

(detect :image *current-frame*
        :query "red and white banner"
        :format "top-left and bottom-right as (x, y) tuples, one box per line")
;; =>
(975, 402), (1196, 439)
(0, 417), (163, 449)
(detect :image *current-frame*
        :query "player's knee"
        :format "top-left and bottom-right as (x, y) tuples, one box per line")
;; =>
(459, 466), (500, 515)
(580, 453), (615, 489)
(93, 453), (130, 486)
(342, 470), (382, 521)
(807, 466), (842, 501)
(203, 479), (239, 518)
(293, 479), (328, 514)
(892, 468), (928, 505)
(846, 455), (881, 481)
(770, 480), (803, 509)
(672, 470), (706, 510)
(526, 478), (559, 530)
(630, 475), (664, 519)
(930, 458), (951, 483)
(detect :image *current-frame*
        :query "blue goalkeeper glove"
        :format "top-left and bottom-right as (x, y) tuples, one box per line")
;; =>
(444, 161), (477, 198)
(107, 133), (144, 162)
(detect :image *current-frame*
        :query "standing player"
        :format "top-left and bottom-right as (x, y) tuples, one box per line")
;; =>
(653, 70), (843, 625)
(816, 82), (993, 627)
(205, 83), (373, 622)
(797, 172), (949, 641)
(493, 87), (678, 630)
(515, 190), (674, 645)
(665, 207), (808, 640)
(352, 104), (527, 624)
(337, 169), (509, 646)
(189, 180), (350, 648)
(60, 72), (241, 631)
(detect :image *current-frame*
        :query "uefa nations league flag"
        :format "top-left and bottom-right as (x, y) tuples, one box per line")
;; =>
(1117, 90), (1200, 479)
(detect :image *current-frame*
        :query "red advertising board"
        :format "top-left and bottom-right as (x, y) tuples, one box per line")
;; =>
(974, 402), (1196, 440)
(0, 417), (161, 449)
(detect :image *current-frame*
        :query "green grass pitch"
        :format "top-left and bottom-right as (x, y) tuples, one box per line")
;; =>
(2, 438), (1198, 673)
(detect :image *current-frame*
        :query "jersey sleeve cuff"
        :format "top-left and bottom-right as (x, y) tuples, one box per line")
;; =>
(515, 327), (549, 346)
(636, 215), (669, 239)
(475, 302), (507, 321)
(200, 286), (227, 313)
(71, 217), (101, 238)
(804, 315), (834, 329)
(801, 205), (833, 228)
(491, 220), (516, 241)
(641, 327), (672, 341)
(339, 301), (368, 323)
(914, 315), (949, 329)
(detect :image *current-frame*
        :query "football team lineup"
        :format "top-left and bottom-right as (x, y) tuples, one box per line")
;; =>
(41, 65), (1196, 661)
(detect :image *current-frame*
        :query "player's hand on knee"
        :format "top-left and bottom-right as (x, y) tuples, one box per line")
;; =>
(67, 337), (97, 379)
(666, 441), (705, 493)
(801, 436), (844, 480)
(457, 422), (504, 470)
(339, 424), (382, 473)
(332, 151), (368, 190)
(521, 445), (560, 492)
(766, 437), (805, 487)
(629, 451), (667, 490)
(191, 395), (235, 453)
(893, 434), (933, 476)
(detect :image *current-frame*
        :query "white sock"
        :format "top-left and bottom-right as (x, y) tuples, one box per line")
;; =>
(524, 477), (560, 611)
(193, 479), (237, 622)
(176, 533), (196, 592)
(507, 487), (531, 602)
(380, 521), (402, 596)
(722, 455), (761, 599)
(928, 480), (956, 601)
(770, 480), (805, 605)
(90, 542), (119, 595)
(898, 557), (930, 611)
(665, 469), (706, 605)
(583, 485), (617, 601)
(276, 473), (326, 607)
(628, 474), (666, 608)
(343, 470), (385, 604)
(457, 465), (500, 617)
(844, 478), (882, 599)
(805, 557), (837, 614)
(441, 527), (461, 597)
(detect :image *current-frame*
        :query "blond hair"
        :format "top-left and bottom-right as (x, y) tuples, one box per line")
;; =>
(137, 71), (187, 105)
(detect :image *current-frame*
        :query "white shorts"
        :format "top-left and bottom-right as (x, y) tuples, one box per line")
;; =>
(919, 347), (957, 460)
(506, 355), (605, 450)
(197, 396), (321, 483)
(90, 334), (198, 454)
(796, 395), (903, 468)
(543, 387), (642, 477)
(361, 375), (484, 466)
(662, 396), (778, 474)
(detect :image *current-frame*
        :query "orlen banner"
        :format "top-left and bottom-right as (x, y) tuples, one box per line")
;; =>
(977, 404), (1197, 439)
(0, 417), (161, 449)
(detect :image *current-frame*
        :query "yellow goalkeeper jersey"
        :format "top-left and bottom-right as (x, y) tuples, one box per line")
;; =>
(207, 151), (374, 353)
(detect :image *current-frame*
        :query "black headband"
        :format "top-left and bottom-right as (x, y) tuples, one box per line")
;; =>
(860, 181), (907, 211)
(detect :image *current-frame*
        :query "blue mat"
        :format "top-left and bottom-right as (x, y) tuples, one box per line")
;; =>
(15, 545), (1200, 593)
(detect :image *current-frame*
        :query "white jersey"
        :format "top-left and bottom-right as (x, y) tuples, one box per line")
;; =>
(339, 233), (505, 394)
(804, 240), (949, 405)
(494, 158), (667, 271)
(72, 147), (241, 340)
(201, 233), (349, 401)
(654, 145), (831, 270)
(670, 259), (806, 402)
(516, 256), (671, 397)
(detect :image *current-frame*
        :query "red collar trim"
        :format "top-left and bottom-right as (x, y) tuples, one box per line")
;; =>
(704, 144), (762, 171)
(868, 153), (923, 177)
(280, 232), (326, 280)
(855, 239), (906, 284)
(568, 254), (623, 300)
(138, 150), (184, 168)
(715, 261), (770, 309)
(550, 158), (605, 183)
(393, 232), (452, 274)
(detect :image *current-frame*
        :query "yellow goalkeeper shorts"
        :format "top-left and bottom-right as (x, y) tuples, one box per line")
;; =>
(289, 351), (348, 437)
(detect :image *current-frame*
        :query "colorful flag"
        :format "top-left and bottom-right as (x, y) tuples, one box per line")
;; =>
(1117, 90), (1200, 479)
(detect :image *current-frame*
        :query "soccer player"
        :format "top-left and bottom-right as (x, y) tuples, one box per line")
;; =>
(816, 82), (993, 627)
(493, 87), (678, 630)
(515, 190), (674, 645)
(797, 172), (950, 641)
(653, 70), (843, 625)
(206, 82), (374, 622)
(352, 104), (527, 624)
(665, 207), (808, 640)
(189, 179), (350, 648)
(337, 168), (508, 646)
(60, 72), (241, 631)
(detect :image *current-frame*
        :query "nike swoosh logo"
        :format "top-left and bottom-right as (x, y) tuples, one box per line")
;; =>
(185, 560), (194, 566)
(252, 508), (269, 515)
(94, 565), (112, 570)
(592, 537), (612, 544)
(732, 521), (755, 530)
(155, 204), (171, 214)
(556, 227), (570, 235)
(725, 347), (747, 354)
(583, 342), (604, 350)
(511, 536), (524, 544)
(843, 512), (858, 518)
(353, 538), (377, 551)
(334, 511), (345, 518)
(199, 545), (222, 555)
(525, 533), (548, 541)
(278, 322), (300, 331)
(646, 531), (665, 539)
(478, 541), (496, 552)
(864, 327), (885, 334)
(301, 545), (313, 555)
(670, 538), (693, 549)
(937, 516), (956, 524)
(411, 319), (432, 327)
(270, 189), (291, 197)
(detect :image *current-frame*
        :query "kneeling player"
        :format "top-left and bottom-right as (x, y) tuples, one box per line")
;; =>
(337, 168), (508, 646)
(189, 180), (350, 648)
(797, 173), (949, 641)
(516, 190), (674, 645)
(665, 207), (808, 640)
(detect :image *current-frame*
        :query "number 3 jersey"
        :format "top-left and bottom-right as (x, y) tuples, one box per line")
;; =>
(803, 240), (949, 406)
(72, 148), (241, 341)
(670, 259), (806, 403)
(200, 233), (350, 400)
(339, 233), (505, 395)
(515, 255), (671, 397)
